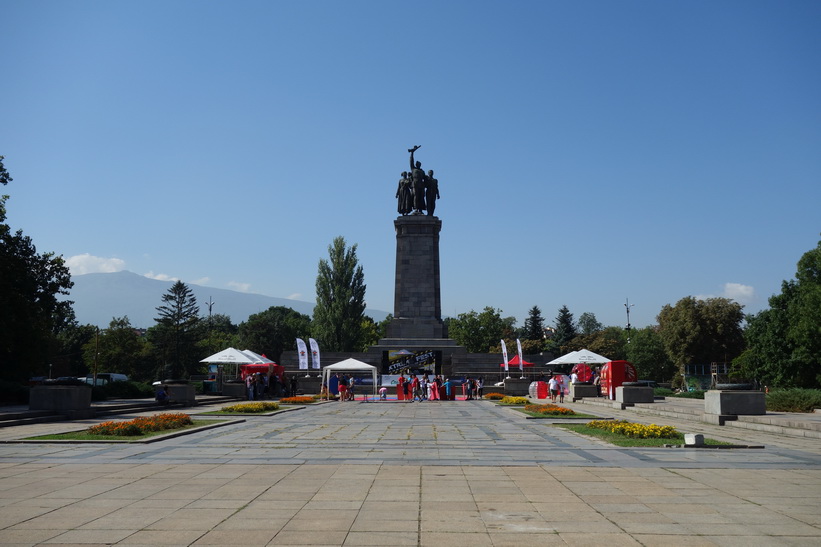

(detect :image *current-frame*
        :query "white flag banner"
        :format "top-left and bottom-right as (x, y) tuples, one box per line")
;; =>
(516, 339), (524, 373)
(296, 338), (309, 370)
(501, 340), (509, 373)
(309, 338), (321, 370)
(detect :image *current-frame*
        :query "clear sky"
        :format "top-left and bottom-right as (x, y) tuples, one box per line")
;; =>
(3, 0), (819, 329)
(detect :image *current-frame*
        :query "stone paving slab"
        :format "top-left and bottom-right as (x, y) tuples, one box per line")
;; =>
(0, 399), (819, 545)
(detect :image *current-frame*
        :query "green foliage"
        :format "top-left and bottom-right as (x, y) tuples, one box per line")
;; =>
(625, 326), (676, 382)
(569, 326), (627, 361)
(657, 296), (745, 375)
(734, 238), (821, 388)
(670, 390), (705, 399)
(99, 380), (155, 399)
(312, 236), (367, 352)
(577, 312), (603, 335)
(765, 389), (821, 413)
(238, 306), (311, 363)
(449, 307), (513, 353)
(545, 305), (577, 356)
(521, 305), (545, 341)
(0, 156), (74, 382)
(152, 281), (202, 378)
(82, 317), (152, 382)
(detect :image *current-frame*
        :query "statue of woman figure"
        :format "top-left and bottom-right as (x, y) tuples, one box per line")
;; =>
(409, 146), (427, 213)
(396, 172), (413, 215)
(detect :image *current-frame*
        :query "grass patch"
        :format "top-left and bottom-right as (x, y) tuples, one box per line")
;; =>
(26, 419), (224, 442)
(555, 422), (727, 447)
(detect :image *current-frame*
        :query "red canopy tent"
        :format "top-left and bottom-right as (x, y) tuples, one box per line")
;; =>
(499, 355), (535, 367)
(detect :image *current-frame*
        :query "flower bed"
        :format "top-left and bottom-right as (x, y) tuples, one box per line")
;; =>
(524, 403), (576, 416)
(220, 402), (280, 413)
(499, 396), (529, 405)
(280, 396), (316, 405)
(87, 412), (193, 436)
(587, 419), (680, 439)
(483, 392), (505, 400)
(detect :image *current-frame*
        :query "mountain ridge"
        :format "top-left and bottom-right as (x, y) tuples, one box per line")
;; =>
(64, 271), (389, 328)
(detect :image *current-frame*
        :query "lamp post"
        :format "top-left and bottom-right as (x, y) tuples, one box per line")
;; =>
(624, 298), (634, 343)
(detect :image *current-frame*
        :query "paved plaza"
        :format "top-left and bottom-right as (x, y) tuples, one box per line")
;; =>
(1, 398), (820, 546)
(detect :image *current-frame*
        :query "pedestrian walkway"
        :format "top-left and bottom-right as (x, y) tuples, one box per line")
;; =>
(0, 398), (819, 545)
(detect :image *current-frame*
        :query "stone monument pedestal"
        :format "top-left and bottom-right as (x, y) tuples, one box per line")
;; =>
(29, 385), (93, 419)
(570, 384), (600, 400)
(704, 390), (765, 415)
(616, 386), (655, 404)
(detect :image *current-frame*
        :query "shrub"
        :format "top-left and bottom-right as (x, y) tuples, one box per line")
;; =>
(766, 389), (821, 413)
(97, 381), (155, 400)
(221, 402), (280, 413)
(280, 396), (316, 405)
(0, 380), (29, 404)
(484, 392), (505, 400)
(671, 390), (705, 399)
(654, 387), (675, 397)
(587, 419), (681, 439)
(524, 403), (576, 416)
(87, 412), (192, 436)
(500, 396), (529, 405)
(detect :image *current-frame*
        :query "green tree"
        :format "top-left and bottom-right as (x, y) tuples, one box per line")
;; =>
(545, 305), (577, 357)
(577, 312), (603, 335)
(657, 296), (745, 377)
(570, 326), (626, 361)
(238, 306), (311, 363)
(152, 281), (201, 379)
(735, 238), (821, 388)
(197, 313), (239, 357)
(0, 156), (74, 381)
(624, 326), (676, 382)
(312, 236), (367, 352)
(521, 305), (545, 342)
(83, 317), (151, 381)
(449, 307), (513, 353)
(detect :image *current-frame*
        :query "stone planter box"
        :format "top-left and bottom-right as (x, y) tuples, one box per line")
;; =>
(501, 378), (531, 396)
(704, 390), (765, 415)
(166, 384), (196, 406)
(29, 385), (93, 419)
(616, 386), (655, 404)
(222, 382), (246, 398)
(570, 384), (599, 400)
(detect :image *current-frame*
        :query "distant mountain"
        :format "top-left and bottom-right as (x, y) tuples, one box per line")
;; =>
(64, 271), (389, 328)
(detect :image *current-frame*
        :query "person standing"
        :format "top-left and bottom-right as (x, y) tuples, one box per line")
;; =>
(548, 376), (559, 403)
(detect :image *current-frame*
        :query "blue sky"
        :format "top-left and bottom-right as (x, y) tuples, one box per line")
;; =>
(3, 0), (819, 329)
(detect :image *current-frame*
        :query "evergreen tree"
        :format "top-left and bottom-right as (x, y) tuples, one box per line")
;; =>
(312, 236), (367, 352)
(577, 312), (603, 335)
(152, 280), (201, 378)
(545, 305), (577, 356)
(522, 305), (545, 341)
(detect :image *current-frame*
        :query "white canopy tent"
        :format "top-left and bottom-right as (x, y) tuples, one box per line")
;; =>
(241, 349), (275, 364)
(320, 358), (378, 400)
(547, 349), (611, 365)
(200, 347), (256, 364)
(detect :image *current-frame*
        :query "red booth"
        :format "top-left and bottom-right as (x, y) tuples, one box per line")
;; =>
(600, 360), (638, 400)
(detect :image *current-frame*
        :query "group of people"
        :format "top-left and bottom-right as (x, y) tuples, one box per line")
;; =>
(396, 145), (440, 216)
(245, 372), (296, 401)
(388, 374), (484, 401)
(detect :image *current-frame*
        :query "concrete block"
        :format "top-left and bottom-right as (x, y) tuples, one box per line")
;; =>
(29, 385), (93, 418)
(616, 386), (655, 404)
(570, 384), (600, 399)
(704, 390), (766, 415)
(684, 433), (704, 446)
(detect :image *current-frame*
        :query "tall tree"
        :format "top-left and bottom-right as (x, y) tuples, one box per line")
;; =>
(83, 317), (151, 381)
(521, 305), (545, 341)
(577, 312), (603, 335)
(0, 156), (74, 381)
(624, 326), (676, 382)
(238, 306), (311, 363)
(448, 307), (513, 353)
(312, 236), (367, 352)
(657, 296), (745, 377)
(152, 280), (201, 379)
(735, 237), (821, 388)
(545, 305), (577, 357)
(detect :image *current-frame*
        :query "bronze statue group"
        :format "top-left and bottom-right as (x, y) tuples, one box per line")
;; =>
(396, 145), (440, 216)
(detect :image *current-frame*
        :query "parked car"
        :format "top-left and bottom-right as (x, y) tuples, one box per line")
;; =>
(78, 373), (129, 385)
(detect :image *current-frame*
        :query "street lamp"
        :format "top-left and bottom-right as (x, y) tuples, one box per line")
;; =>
(624, 298), (634, 343)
